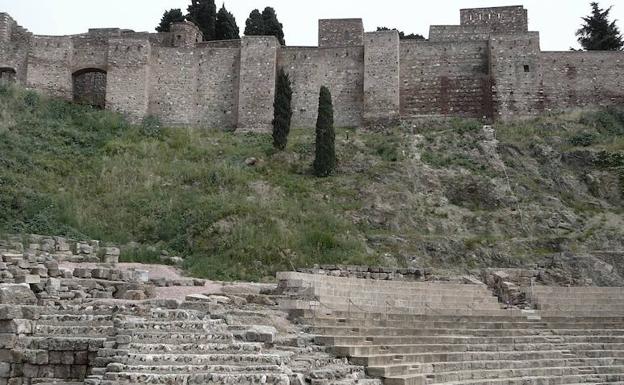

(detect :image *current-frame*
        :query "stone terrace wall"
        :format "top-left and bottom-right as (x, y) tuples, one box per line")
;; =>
(539, 51), (624, 112)
(27, 36), (73, 99)
(400, 40), (492, 118)
(278, 46), (364, 128)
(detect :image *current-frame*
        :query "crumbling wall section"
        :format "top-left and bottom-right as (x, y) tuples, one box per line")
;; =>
(278, 46), (364, 128)
(0, 13), (31, 83)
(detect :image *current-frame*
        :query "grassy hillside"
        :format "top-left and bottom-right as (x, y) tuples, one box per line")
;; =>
(1, 84), (623, 282)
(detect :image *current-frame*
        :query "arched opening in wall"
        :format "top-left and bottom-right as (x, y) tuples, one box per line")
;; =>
(0, 68), (17, 84)
(72, 68), (107, 109)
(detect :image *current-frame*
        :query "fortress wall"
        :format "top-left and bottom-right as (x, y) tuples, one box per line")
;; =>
(196, 48), (240, 129)
(539, 52), (624, 111)
(399, 40), (492, 118)
(27, 36), (73, 98)
(364, 31), (400, 125)
(318, 19), (364, 47)
(0, 14), (30, 83)
(148, 47), (198, 125)
(489, 32), (542, 119)
(237, 36), (279, 131)
(106, 38), (151, 122)
(71, 36), (109, 72)
(460, 6), (528, 33)
(279, 46), (364, 128)
(429, 26), (492, 42)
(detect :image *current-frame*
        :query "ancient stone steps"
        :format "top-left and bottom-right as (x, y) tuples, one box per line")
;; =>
(116, 332), (234, 344)
(326, 335), (624, 349)
(121, 342), (262, 354)
(102, 371), (291, 384)
(114, 363), (284, 373)
(367, 357), (624, 377)
(121, 353), (283, 366)
(385, 372), (624, 385)
(33, 325), (115, 336)
(309, 318), (624, 329)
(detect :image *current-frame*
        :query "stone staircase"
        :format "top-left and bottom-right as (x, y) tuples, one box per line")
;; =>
(278, 272), (624, 385)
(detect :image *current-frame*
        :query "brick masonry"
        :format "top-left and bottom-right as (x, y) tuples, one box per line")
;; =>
(1, 6), (623, 129)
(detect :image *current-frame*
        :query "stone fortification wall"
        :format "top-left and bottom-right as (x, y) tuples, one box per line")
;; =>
(460, 6), (528, 33)
(363, 31), (400, 125)
(400, 40), (492, 118)
(106, 37), (151, 122)
(237, 36), (279, 131)
(278, 46), (364, 128)
(539, 51), (624, 112)
(429, 25), (492, 42)
(4, 5), (624, 128)
(489, 32), (542, 119)
(318, 19), (363, 47)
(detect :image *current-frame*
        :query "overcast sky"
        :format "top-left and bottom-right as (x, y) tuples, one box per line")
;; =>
(1, 0), (622, 51)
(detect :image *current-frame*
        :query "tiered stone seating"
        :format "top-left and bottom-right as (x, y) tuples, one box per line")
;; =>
(278, 272), (624, 385)
(525, 286), (624, 317)
(278, 272), (502, 316)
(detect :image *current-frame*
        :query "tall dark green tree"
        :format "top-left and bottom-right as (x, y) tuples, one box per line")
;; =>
(187, 0), (217, 41)
(262, 7), (285, 45)
(272, 68), (293, 151)
(576, 2), (623, 50)
(215, 5), (240, 40)
(156, 9), (185, 33)
(244, 9), (265, 36)
(313, 86), (336, 177)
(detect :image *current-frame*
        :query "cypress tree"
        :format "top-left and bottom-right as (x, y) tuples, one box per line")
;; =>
(156, 9), (185, 33)
(215, 5), (240, 40)
(244, 9), (265, 36)
(576, 2), (624, 50)
(313, 86), (336, 177)
(262, 7), (285, 45)
(272, 68), (293, 151)
(187, 0), (217, 41)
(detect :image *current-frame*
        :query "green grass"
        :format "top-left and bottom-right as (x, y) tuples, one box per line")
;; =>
(1, 84), (623, 280)
(0, 85), (383, 281)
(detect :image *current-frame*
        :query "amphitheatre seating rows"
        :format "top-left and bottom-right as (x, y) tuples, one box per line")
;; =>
(278, 272), (624, 385)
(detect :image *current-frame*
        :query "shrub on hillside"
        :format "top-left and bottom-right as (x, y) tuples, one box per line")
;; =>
(313, 86), (335, 177)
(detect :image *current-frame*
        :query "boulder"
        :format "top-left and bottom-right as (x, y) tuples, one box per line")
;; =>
(0, 284), (37, 305)
(245, 325), (277, 343)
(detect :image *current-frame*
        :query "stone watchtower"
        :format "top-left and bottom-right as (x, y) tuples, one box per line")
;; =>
(170, 21), (203, 48)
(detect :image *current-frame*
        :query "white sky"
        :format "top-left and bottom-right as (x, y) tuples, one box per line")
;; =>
(0, 0), (622, 51)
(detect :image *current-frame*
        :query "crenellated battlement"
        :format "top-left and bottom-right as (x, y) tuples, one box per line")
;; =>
(1, 5), (623, 127)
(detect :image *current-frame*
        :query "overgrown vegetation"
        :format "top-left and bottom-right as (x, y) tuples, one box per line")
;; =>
(1, 84), (623, 281)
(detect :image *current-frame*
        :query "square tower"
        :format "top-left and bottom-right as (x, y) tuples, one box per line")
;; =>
(318, 19), (364, 47)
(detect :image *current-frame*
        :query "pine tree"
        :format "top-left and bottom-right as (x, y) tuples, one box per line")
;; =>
(244, 9), (265, 36)
(262, 7), (285, 45)
(272, 68), (293, 151)
(215, 5), (240, 40)
(187, 0), (217, 41)
(576, 2), (624, 50)
(156, 9), (185, 33)
(313, 86), (336, 177)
